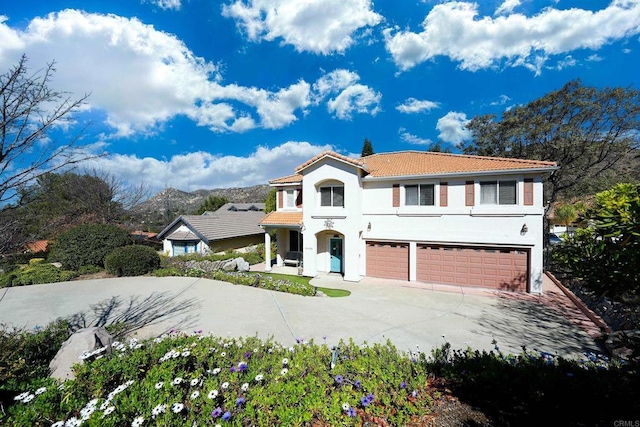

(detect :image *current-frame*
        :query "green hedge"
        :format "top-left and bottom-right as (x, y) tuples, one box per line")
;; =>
(8, 263), (77, 286)
(49, 224), (132, 270)
(104, 245), (161, 277)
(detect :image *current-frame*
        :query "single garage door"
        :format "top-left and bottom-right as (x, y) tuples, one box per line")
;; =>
(417, 245), (528, 292)
(366, 241), (409, 280)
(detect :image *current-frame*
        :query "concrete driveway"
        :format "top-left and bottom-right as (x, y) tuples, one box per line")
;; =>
(0, 275), (600, 358)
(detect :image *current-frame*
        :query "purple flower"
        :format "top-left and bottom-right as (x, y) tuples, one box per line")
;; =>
(230, 366), (236, 373)
(366, 393), (375, 403)
(236, 397), (246, 406)
(400, 381), (407, 389)
(244, 351), (252, 359)
(360, 396), (369, 407)
(211, 407), (222, 418)
(222, 411), (232, 421)
(354, 380), (361, 389)
(334, 375), (343, 384)
(412, 390), (418, 398)
(347, 407), (356, 417)
(238, 362), (248, 372)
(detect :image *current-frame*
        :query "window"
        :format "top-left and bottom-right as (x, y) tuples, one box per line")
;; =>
(405, 184), (434, 206)
(289, 230), (302, 252)
(480, 180), (517, 205)
(285, 189), (295, 208)
(320, 186), (344, 207)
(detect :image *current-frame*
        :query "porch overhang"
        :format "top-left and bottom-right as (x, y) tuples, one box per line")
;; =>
(259, 211), (303, 229)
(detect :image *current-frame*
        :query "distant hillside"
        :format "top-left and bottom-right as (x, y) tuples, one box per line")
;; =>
(131, 184), (270, 230)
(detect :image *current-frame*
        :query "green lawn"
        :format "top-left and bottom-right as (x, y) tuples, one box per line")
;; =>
(249, 271), (351, 297)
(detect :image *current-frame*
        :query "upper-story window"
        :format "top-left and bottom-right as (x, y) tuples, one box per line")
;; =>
(285, 189), (295, 208)
(480, 180), (517, 205)
(320, 185), (344, 207)
(405, 184), (434, 206)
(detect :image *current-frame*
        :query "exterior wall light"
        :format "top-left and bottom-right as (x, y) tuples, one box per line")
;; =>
(367, 222), (372, 232)
(521, 224), (528, 234)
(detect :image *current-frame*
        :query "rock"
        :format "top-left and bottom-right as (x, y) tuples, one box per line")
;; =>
(49, 327), (113, 381)
(605, 329), (640, 363)
(236, 257), (250, 272)
(222, 258), (237, 271)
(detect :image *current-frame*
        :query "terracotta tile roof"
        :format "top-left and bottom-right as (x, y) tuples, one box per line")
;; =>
(295, 150), (365, 173)
(25, 240), (48, 253)
(259, 211), (303, 226)
(269, 174), (303, 184)
(362, 151), (557, 177)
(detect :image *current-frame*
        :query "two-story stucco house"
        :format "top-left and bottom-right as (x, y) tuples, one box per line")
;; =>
(259, 150), (557, 294)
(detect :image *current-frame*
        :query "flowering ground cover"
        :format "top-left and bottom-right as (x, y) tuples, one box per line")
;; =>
(3, 327), (640, 426)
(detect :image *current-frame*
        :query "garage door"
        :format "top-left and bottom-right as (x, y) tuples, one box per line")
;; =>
(417, 245), (528, 292)
(366, 242), (409, 280)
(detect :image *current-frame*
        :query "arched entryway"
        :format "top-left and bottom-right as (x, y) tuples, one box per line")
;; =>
(315, 230), (345, 274)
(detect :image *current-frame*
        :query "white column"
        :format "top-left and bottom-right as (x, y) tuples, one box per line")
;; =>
(264, 231), (272, 272)
(409, 241), (417, 281)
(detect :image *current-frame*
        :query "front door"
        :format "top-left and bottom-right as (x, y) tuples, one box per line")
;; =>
(330, 238), (343, 273)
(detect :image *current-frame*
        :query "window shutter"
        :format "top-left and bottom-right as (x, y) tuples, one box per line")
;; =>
(524, 178), (534, 206)
(392, 184), (400, 207)
(278, 189), (283, 209)
(465, 181), (475, 206)
(440, 182), (448, 207)
(296, 188), (303, 207)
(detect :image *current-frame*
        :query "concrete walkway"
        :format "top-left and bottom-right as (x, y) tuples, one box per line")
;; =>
(0, 273), (602, 358)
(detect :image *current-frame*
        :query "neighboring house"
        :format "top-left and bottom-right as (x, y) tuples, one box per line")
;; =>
(259, 151), (557, 294)
(158, 203), (266, 256)
(24, 240), (49, 254)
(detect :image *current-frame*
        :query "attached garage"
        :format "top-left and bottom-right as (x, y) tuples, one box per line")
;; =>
(417, 245), (529, 292)
(366, 241), (409, 280)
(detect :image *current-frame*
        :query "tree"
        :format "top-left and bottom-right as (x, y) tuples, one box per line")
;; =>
(552, 183), (640, 298)
(464, 80), (640, 205)
(361, 138), (374, 157)
(427, 142), (452, 153)
(1, 55), (97, 207)
(194, 195), (229, 214)
(553, 202), (579, 234)
(264, 188), (277, 213)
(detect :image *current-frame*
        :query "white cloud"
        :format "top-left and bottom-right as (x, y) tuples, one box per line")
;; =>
(551, 55), (577, 70)
(312, 69), (381, 120)
(489, 94), (511, 106)
(149, 0), (182, 11)
(221, 0), (382, 54)
(586, 53), (603, 61)
(436, 111), (471, 146)
(81, 141), (333, 193)
(383, 1), (640, 73)
(396, 97), (440, 114)
(398, 128), (432, 145)
(0, 10), (311, 137)
(495, 0), (522, 16)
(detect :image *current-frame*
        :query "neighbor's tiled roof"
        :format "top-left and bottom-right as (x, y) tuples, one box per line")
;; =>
(295, 150), (365, 173)
(165, 230), (200, 241)
(269, 174), (303, 184)
(25, 240), (48, 253)
(361, 151), (557, 177)
(259, 211), (303, 226)
(158, 208), (266, 242)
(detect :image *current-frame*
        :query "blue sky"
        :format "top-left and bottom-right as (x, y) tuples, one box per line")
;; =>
(1, 0), (639, 195)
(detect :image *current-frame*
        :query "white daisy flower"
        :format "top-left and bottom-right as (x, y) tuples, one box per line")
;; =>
(241, 383), (249, 391)
(342, 402), (350, 411)
(155, 381), (164, 389)
(181, 350), (190, 357)
(22, 394), (35, 403)
(255, 374), (264, 382)
(87, 398), (99, 407)
(190, 378), (200, 387)
(100, 400), (111, 410)
(171, 402), (184, 413)
(131, 415), (145, 427)
(207, 389), (219, 399)
(52, 421), (64, 427)
(220, 352), (226, 357)
(65, 417), (81, 426)
(102, 406), (115, 418)
(282, 358), (288, 365)
(151, 404), (166, 418)
(221, 382), (229, 389)
(14, 392), (29, 401)
(212, 368), (221, 375)
(190, 391), (200, 400)
(172, 377), (183, 386)
(281, 368), (288, 375)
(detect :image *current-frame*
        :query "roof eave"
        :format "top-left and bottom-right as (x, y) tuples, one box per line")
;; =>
(295, 153), (366, 174)
(157, 216), (209, 243)
(362, 166), (559, 181)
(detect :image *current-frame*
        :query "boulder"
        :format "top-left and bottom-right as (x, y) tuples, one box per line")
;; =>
(236, 257), (250, 272)
(49, 327), (113, 381)
(222, 258), (237, 271)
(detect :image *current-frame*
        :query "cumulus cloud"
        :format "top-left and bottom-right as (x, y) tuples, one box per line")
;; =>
(398, 128), (431, 145)
(383, 1), (640, 73)
(221, 0), (382, 54)
(0, 10), (310, 137)
(396, 97), (440, 114)
(436, 111), (471, 146)
(81, 141), (333, 193)
(489, 94), (511, 106)
(312, 69), (381, 120)
(495, 0), (521, 15)
(149, 0), (182, 11)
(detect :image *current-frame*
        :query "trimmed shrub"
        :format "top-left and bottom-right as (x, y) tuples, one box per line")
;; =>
(49, 224), (132, 270)
(10, 263), (77, 286)
(104, 245), (161, 276)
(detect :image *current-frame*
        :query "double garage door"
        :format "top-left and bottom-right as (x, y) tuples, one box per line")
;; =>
(366, 241), (528, 292)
